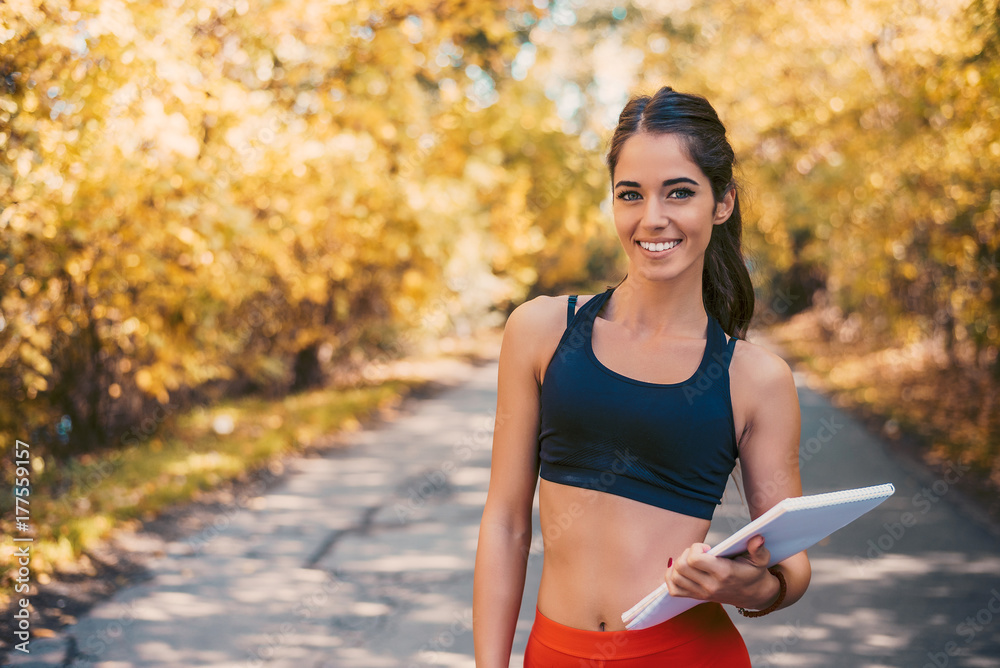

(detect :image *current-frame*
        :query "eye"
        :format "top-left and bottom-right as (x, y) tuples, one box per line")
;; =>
(668, 188), (695, 200)
(616, 190), (641, 202)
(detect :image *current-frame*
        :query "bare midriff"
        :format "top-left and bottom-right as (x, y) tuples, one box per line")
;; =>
(535, 478), (712, 632)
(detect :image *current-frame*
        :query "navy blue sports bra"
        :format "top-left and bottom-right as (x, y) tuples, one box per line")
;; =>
(537, 286), (739, 520)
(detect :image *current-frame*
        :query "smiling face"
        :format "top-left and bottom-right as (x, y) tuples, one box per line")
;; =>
(611, 132), (734, 284)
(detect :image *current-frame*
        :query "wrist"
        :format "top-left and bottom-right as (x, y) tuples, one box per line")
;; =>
(738, 567), (787, 618)
(754, 568), (782, 609)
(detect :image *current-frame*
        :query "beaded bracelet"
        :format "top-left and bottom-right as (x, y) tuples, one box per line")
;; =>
(737, 567), (787, 618)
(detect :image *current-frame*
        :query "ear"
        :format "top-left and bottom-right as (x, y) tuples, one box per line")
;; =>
(713, 187), (736, 225)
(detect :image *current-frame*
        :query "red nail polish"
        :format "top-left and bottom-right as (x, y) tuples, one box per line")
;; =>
(668, 558), (673, 568)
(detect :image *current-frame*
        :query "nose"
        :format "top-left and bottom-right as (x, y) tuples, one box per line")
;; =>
(641, 195), (670, 228)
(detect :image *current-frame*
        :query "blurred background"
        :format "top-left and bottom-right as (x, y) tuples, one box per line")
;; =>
(1, 0), (998, 611)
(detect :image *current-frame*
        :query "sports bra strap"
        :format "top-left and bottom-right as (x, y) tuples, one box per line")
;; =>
(724, 334), (738, 367)
(566, 295), (578, 327)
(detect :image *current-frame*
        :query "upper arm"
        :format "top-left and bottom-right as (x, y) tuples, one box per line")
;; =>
(480, 297), (560, 533)
(732, 341), (811, 596)
(732, 343), (802, 519)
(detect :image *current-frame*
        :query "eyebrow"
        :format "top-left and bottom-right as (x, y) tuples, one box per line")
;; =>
(614, 177), (700, 189)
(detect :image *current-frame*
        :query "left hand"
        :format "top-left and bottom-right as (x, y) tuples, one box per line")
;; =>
(665, 535), (778, 610)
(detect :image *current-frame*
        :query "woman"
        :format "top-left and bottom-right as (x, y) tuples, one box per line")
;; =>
(473, 86), (811, 666)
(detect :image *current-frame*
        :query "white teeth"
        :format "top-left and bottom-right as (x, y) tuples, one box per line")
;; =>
(639, 240), (680, 251)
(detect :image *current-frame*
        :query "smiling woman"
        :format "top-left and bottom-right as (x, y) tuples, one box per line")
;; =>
(473, 86), (811, 667)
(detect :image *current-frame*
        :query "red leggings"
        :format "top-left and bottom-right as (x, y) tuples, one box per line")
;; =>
(523, 602), (751, 667)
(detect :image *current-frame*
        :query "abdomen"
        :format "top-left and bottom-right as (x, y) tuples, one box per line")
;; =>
(535, 479), (712, 631)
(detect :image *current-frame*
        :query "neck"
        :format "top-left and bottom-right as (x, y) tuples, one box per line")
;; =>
(607, 270), (708, 336)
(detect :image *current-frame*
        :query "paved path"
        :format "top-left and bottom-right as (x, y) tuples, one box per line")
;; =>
(8, 357), (1000, 667)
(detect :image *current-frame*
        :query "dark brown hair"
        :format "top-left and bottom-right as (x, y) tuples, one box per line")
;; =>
(607, 86), (755, 339)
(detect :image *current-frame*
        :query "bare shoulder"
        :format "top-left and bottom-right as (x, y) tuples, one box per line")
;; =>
(505, 293), (598, 335)
(729, 338), (800, 449)
(729, 337), (796, 395)
(504, 294), (598, 383)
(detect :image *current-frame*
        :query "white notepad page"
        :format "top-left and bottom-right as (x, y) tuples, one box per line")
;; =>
(621, 483), (895, 630)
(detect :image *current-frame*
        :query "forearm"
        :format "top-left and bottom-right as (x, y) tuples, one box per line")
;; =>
(473, 521), (533, 668)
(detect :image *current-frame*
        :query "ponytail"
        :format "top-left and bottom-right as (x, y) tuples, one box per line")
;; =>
(704, 190), (754, 339)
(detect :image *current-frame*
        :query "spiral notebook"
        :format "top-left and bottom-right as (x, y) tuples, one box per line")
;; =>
(621, 483), (895, 630)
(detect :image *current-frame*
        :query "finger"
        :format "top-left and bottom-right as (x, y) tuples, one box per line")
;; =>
(741, 535), (771, 568)
(682, 543), (711, 568)
(683, 543), (724, 577)
(668, 546), (699, 586)
(666, 562), (710, 599)
(670, 546), (694, 579)
(748, 535), (770, 561)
